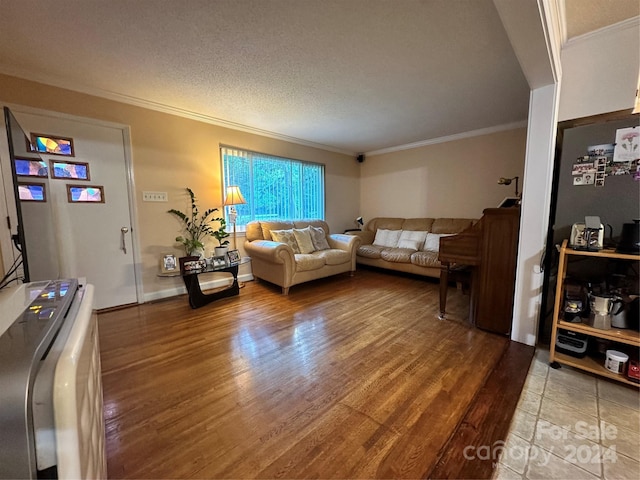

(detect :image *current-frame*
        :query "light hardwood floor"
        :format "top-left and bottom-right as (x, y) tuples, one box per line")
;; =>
(98, 268), (527, 478)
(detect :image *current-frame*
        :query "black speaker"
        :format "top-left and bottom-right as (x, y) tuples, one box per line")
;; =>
(357, 154), (365, 163)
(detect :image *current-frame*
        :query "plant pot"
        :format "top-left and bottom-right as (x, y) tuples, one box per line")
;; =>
(214, 246), (228, 257)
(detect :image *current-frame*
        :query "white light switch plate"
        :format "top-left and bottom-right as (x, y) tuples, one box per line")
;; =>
(142, 191), (168, 202)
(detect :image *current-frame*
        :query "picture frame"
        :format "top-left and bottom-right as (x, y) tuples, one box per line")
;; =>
(18, 182), (46, 202)
(50, 159), (90, 180)
(29, 132), (75, 156)
(227, 249), (240, 264)
(15, 157), (48, 177)
(160, 253), (178, 274)
(66, 184), (105, 203)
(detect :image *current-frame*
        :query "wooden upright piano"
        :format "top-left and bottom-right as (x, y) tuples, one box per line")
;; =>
(438, 207), (520, 335)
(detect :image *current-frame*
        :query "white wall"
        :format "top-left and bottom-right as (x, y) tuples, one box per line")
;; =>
(559, 17), (640, 121)
(359, 128), (527, 221)
(511, 84), (559, 346)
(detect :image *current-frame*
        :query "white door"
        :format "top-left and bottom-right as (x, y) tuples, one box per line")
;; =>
(12, 110), (138, 310)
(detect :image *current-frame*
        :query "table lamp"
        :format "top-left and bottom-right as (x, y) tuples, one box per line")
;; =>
(498, 176), (520, 197)
(223, 185), (247, 249)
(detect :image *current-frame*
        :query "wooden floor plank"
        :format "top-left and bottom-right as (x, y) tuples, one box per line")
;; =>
(429, 340), (535, 479)
(98, 268), (526, 479)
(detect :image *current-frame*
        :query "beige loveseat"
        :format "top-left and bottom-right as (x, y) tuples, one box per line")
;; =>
(244, 220), (361, 294)
(346, 217), (475, 278)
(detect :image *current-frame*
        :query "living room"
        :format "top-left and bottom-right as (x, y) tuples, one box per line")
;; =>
(0, 1), (638, 479)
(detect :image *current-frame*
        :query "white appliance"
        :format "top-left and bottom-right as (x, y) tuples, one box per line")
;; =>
(0, 279), (106, 479)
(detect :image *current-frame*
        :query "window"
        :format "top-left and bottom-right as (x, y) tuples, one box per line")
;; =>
(221, 146), (325, 227)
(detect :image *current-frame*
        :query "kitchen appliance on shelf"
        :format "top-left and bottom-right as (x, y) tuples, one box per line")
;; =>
(555, 329), (589, 358)
(570, 216), (604, 251)
(616, 219), (640, 254)
(585, 293), (615, 330)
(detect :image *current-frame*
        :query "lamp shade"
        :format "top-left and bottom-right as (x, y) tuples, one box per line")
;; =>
(223, 185), (246, 206)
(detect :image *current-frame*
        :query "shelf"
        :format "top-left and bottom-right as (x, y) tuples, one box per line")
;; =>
(553, 352), (640, 387)
(561, 243), (640, 261)
(550, 239), (640, 387)
(557, 320), (640, 346)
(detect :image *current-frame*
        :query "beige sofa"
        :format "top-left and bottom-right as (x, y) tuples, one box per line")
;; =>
(244, 219), (361, 294)
(346, 217), (475, 278)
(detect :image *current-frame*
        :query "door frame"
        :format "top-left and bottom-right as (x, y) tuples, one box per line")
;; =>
(0, 103), (143, 304)
(538, 108), (636, 340)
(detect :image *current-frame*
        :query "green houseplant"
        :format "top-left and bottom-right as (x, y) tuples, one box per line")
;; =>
(167, 188), (224, 256)
(212, 217), (230, 254)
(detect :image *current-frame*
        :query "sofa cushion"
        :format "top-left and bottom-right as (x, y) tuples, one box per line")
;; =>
(271, 229), (301, 253)
(261, 221), (295, 241)
(422, 233), (454, 252)
(402, 218), (435, 231)
(373, 229), (402, 247)
(295, 220), (329, 234)
(411, 251), (441, 267)
(315, 249), (351, 265)
(399, 230), (428, 244)
(294, 253), (325, 271)
(398, 239), (422, 250)
(293, 227), (315, 254)
(399, 230), (428, 241)
(309, 225), (331, 250)
(431, 218), (474, 234)
(357, 244), (384, 258)
(380, 248), (414, 263)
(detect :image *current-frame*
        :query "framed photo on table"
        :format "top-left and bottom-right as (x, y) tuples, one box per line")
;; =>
(160, 253), (178, 273)
(227, 249), (240, 265)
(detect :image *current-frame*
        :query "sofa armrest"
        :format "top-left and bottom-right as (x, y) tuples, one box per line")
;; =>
(328, 233), (361, 254)
(345, 230), (374, 245)
(243, 240), (295, 264)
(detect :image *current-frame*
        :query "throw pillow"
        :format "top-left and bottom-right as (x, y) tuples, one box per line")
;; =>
(397, 239), (421, 250)
(422, 233), (454, 252)
(309, 225), (330, 251)
(293, 228), (315, 254)
(373, 229), (402, 248)
(398, 230), (428, 244)
(271, 229), (301, 253)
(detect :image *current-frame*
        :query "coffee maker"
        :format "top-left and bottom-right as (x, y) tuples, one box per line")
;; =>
(586, 294), (615, 330)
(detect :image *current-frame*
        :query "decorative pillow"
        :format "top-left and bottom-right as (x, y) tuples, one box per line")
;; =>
(399, 230), (428, 244)
(271, 229), (301, 253)
(309, 225), (330, 251)
(397, 239), (421, 250)
(293, 228), (315, 254)
(373, 229), (402, 247)
(422, 233), (454, 252)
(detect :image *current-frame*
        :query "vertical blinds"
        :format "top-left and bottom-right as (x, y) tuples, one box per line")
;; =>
(221, 147), (325, 225)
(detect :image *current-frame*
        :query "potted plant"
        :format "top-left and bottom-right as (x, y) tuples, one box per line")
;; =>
(167, 188), (223, 258)
(212, 217), (230, 257)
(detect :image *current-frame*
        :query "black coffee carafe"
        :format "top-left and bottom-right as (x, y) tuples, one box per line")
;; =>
(617, 219), (640, 254)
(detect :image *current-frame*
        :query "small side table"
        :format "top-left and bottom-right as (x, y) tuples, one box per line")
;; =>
(159, 257), (251, 309)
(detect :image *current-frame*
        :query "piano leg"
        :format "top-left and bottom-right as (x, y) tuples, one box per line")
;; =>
(439, 263), (450, 320)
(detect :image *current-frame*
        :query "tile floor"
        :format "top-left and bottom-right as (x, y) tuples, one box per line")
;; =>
(494, 347), (640, 479)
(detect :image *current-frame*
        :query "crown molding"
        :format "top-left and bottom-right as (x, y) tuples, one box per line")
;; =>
(563, 15), (639, 49)
(556, 0), (568, 46)
(1, 65), (530, 158)
(365, 120), (528, 157)
(0, 65), (355, 156)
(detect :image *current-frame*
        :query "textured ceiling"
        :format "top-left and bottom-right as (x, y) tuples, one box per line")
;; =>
(0, 1), (635, 154)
